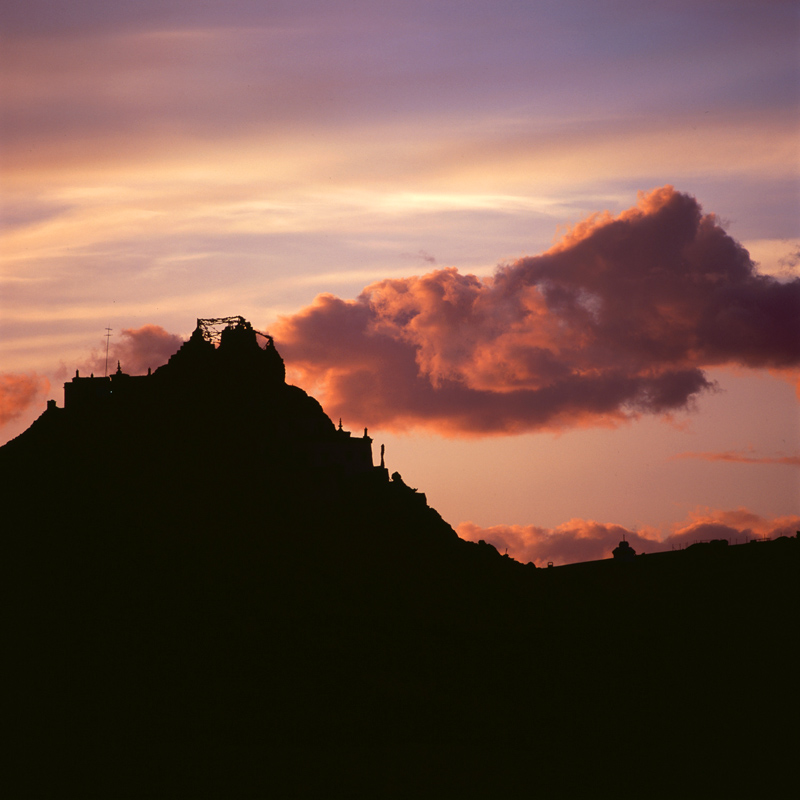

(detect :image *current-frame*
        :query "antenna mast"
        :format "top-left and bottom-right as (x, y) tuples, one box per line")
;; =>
(104, 327), (112, 377)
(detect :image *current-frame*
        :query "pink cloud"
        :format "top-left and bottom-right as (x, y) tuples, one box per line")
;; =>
(665, 508), (800, 549)
(458, 509), (800, 567)
(84, 325), (184, 376)
(0, 372), (50, 427)
(274, 187), (800, 436)
(458, 520), (661, 566)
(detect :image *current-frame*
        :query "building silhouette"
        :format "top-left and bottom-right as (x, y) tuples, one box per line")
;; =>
(57, 315), (387, 481)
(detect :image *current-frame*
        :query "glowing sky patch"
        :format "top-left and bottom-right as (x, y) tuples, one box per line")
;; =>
(1, 0), (797, 553)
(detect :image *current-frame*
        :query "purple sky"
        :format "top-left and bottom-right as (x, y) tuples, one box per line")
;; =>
(2, 1), (798, 563)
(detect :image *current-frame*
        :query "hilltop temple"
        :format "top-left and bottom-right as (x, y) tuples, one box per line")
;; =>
(64, 316), (286, 409)
(54, 316), (388, 482)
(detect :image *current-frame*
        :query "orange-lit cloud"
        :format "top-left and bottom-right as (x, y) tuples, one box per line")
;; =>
(673, 449), (800, 467)
(275, 187), (800, 436)
(458, 509), (800, 567)
(0, 372), (50, 427)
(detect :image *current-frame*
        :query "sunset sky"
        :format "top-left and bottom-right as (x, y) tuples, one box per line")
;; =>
(2, 1), (798, 564)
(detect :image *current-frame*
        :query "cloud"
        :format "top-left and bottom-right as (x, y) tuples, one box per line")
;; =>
(274, 187), (800, 436)
(458, 509), (800, 567)
(0, 372), (50, 427)
(401, 249), (437, 265)
(673, 448), (800, 467)
(665, 508), (800, 550)
(778, 245), (800, 271)
(458, 519), (658, 566)
(85, 325), (183, 376)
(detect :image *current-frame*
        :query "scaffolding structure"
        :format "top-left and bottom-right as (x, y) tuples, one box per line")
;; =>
(195, 316), (273, 346)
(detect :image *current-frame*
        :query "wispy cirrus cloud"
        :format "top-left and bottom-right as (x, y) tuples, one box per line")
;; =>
(672, 448), (800, 467)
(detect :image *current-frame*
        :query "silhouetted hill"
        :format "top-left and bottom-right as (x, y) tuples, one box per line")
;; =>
(4, 318), (797, 798)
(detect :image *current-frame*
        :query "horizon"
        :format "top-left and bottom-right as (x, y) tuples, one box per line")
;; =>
(2, 1), (798, 565)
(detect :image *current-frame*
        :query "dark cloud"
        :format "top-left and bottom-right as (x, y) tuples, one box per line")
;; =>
(778, 245), (800, 270)
(0, 372), (49, 427)
(401, 249), (437, 265)
(275, 187), (800, 436)
(458, 509), (800, 567)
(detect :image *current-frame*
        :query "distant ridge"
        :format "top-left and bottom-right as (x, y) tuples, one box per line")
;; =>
(4, 316), (796, 798)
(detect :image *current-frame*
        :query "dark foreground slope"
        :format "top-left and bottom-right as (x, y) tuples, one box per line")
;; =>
(4, 323), (798, 797)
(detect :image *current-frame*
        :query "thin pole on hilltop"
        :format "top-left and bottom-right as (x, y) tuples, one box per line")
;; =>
(104, 328), (112, 377)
